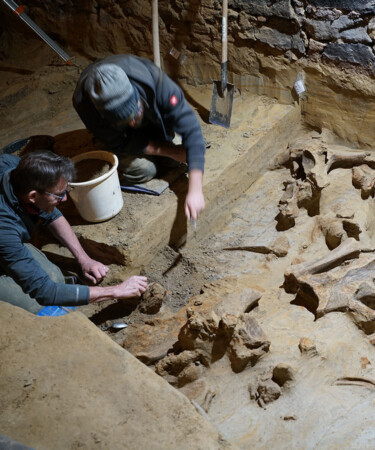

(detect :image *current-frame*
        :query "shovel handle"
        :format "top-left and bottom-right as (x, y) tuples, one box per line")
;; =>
(152, 0), (161, 68)
(221, 0), (228, 91)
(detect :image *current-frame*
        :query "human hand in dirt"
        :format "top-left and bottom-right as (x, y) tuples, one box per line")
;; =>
(88, 276), (148, 303)
(185, 169), (205, 220)
(80, 257), (109, 284)
(116, 276), (148, 298)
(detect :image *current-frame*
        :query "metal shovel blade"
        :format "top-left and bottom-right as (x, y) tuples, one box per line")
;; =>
(209, 80), (234, 128)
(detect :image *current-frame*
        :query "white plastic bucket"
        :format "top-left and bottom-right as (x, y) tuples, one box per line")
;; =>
(69, 151), (123, 223)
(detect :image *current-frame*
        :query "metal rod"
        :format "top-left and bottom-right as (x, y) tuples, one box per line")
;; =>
(2, 0), (72, 65)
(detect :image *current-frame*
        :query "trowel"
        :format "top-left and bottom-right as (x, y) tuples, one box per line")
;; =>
(209, 0), (234, 128)
(99, 322), (128, 331)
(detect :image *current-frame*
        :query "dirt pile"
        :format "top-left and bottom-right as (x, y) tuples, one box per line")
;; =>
(74, 158), (112, 182)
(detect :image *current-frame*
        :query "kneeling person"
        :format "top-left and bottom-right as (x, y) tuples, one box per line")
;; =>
(0, 150), (147, 314)
(73, 54), (206, 221)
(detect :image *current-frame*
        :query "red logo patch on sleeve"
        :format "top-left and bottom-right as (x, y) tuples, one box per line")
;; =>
(170, 95), (178, 106)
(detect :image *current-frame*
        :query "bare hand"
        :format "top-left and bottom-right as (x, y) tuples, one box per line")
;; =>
(80, 258), (109, 284)
(116, 276), (148, 299)
(185, 169), (205, 220)
(185, 189), (205, 220)
(88, 276), (148, 304)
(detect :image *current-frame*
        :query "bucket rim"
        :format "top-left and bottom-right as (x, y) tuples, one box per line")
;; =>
(70, 150), (118, 186)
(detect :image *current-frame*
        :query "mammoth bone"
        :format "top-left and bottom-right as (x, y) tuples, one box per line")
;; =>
(284, 238), (375, 335)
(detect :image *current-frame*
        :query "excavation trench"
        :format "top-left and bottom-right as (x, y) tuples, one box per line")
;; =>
(3, 71), (375, 447)
(71, 105), (375, 448)
(3, 3), (375, 446)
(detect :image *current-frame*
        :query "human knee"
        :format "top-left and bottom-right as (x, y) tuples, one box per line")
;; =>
(118, 156), (157, 183)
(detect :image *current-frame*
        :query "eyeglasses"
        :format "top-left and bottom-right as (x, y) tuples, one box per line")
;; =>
(44, 186), (73, 203)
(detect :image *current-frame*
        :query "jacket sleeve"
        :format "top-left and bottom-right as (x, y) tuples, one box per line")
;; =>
(0, 220), (89, 306)
(156, 72), (206, 172)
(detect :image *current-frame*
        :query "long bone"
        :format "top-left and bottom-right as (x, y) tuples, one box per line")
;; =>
(284, 237), (361, 294)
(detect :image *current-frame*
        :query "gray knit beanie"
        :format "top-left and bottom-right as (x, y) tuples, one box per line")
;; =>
(87, 63), (140, 122)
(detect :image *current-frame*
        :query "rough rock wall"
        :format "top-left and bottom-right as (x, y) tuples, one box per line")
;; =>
(3, 1), (375, 76)
(2, 1), (375, 75)
(2, 1), (375, 144)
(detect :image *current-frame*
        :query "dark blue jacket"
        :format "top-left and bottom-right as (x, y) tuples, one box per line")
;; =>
(73, 54), (205, 172)
(0, 154), (89, 306)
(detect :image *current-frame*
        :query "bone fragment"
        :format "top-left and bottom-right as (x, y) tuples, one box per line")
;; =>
(326, 149), (375, 173)
(285, 245), (375, 332)
(223, 235), (289, 257)
(284, 237), (361, 293)
(298, 337), (318, 356)
(256, 380), (281, 407)
(227, 314), (270, 373)
(334, 377), (375, 389)
(352, 165), (375, 199)
(317, 214), (362, 250)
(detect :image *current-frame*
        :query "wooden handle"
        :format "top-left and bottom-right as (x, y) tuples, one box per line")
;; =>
(152, 0), (161, 68)
(221, 0), (228, 64)
(221, 0), (228, 90)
